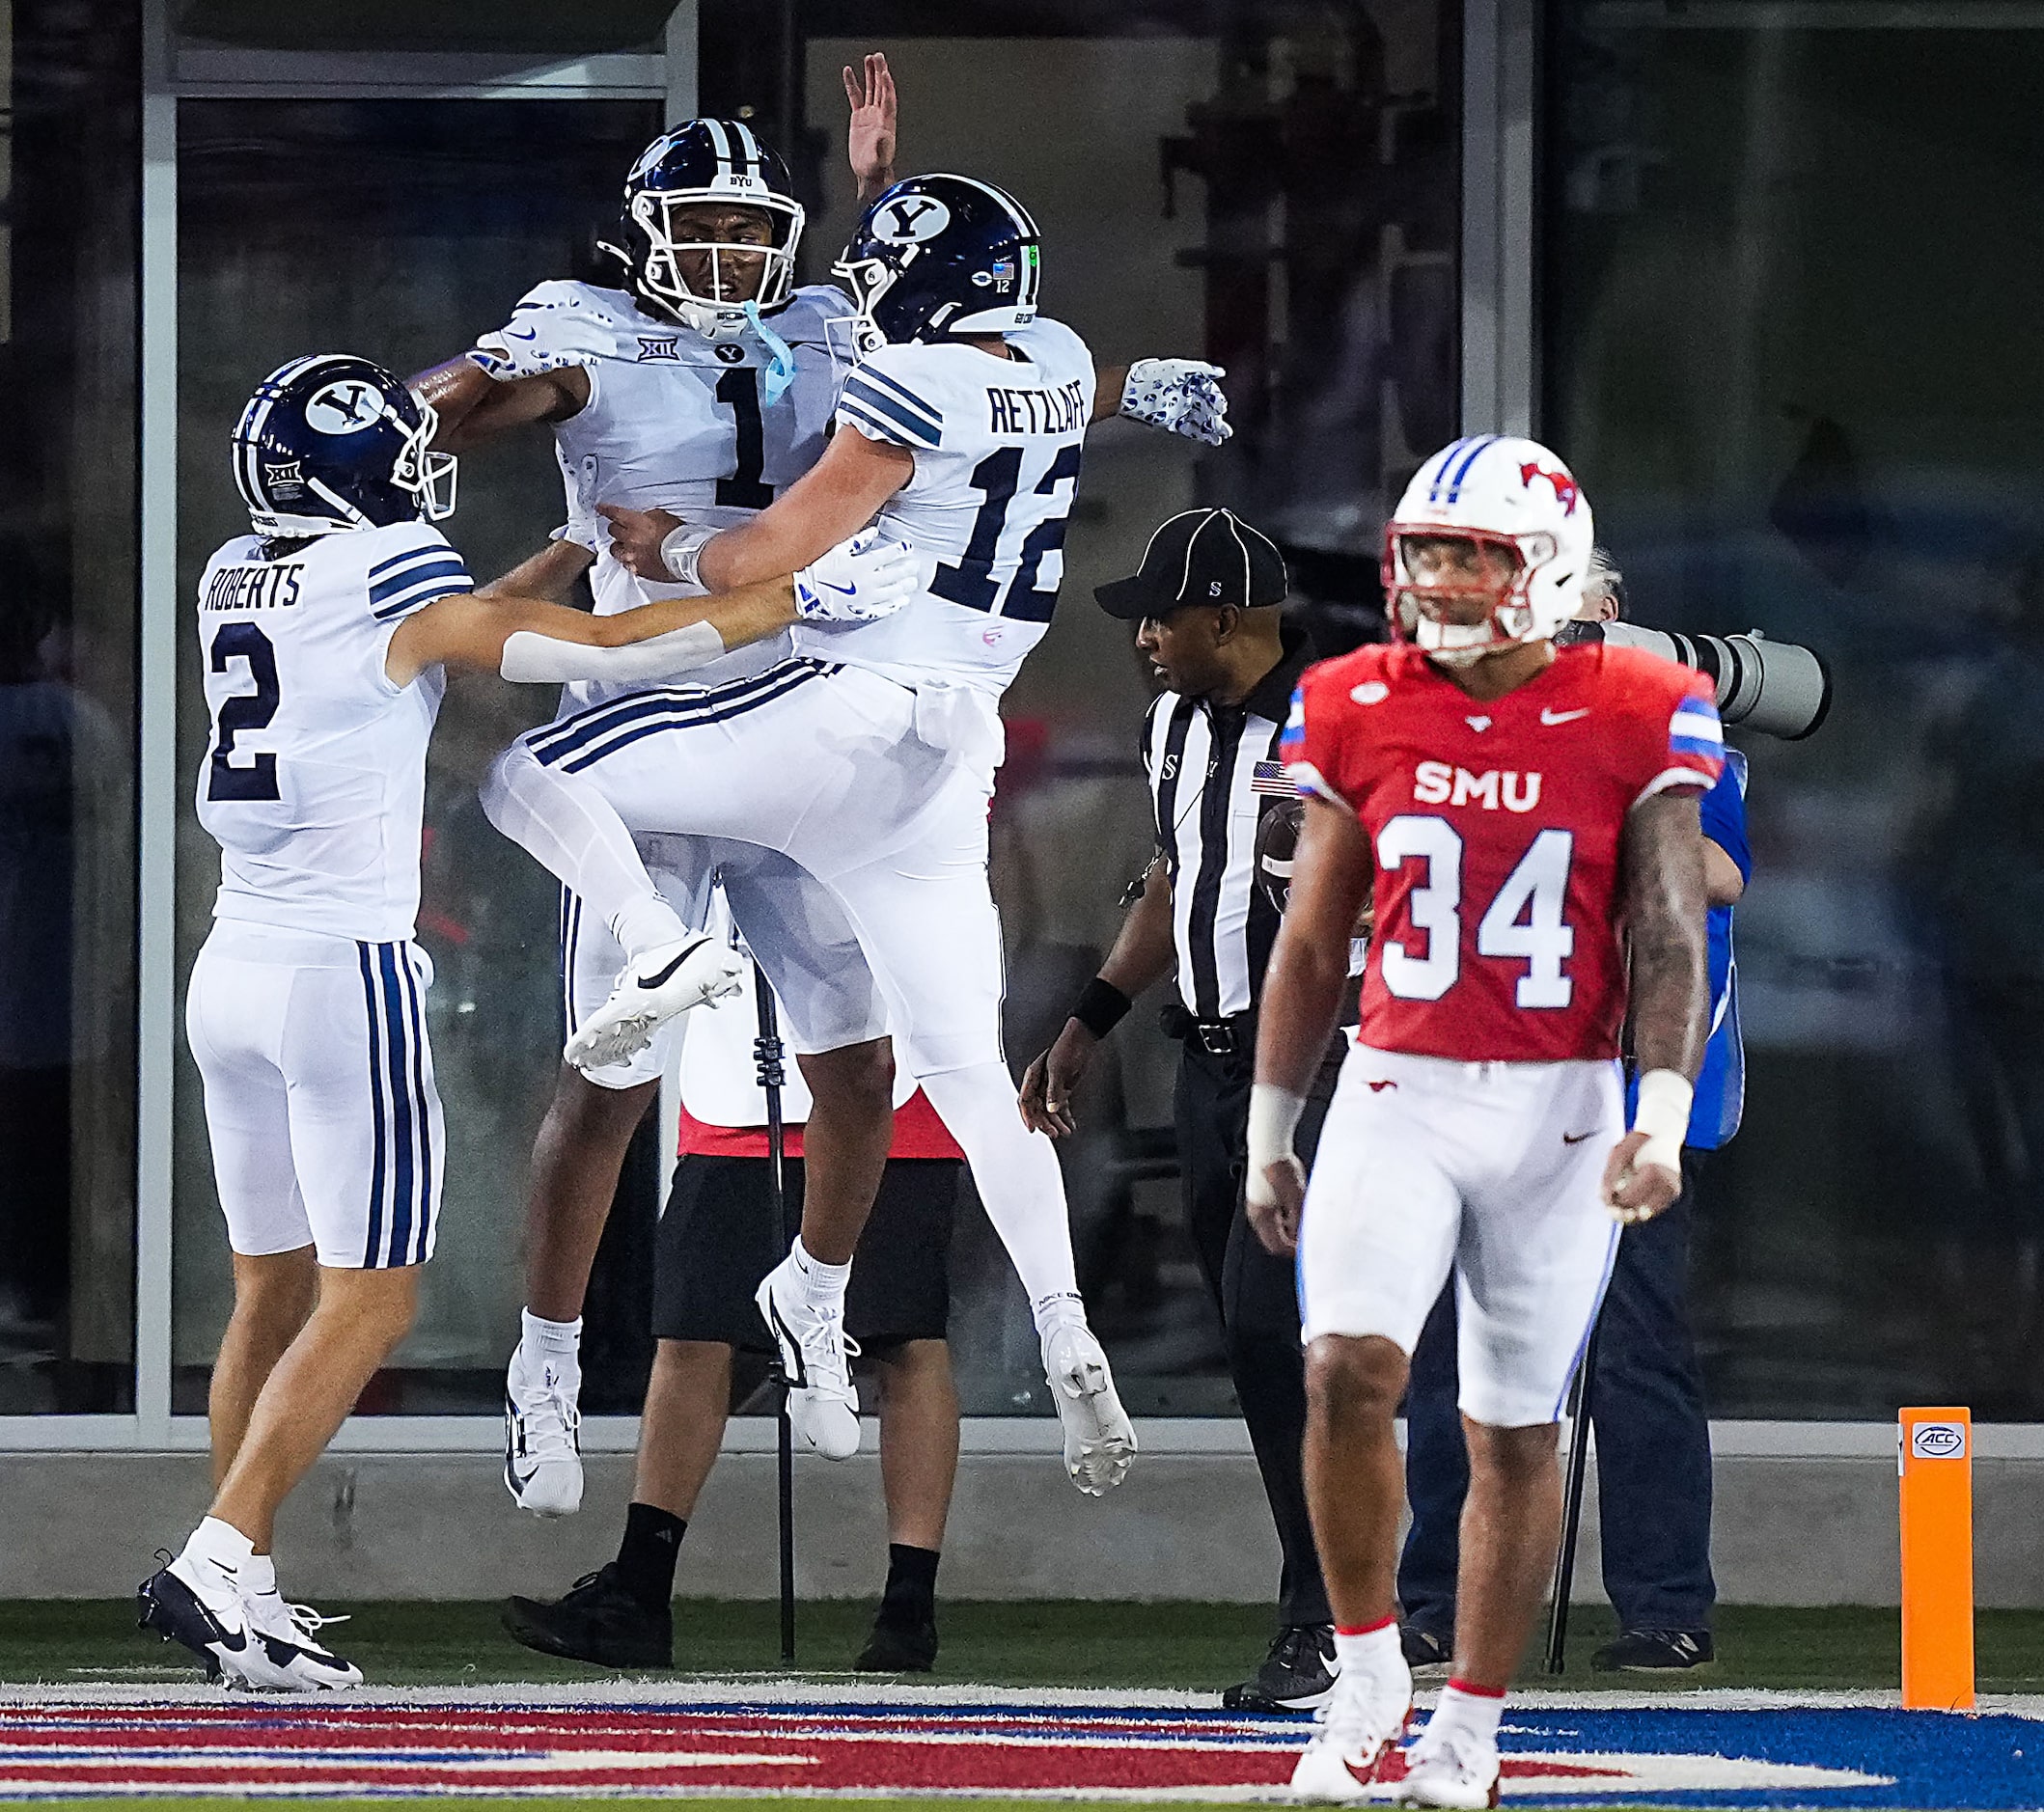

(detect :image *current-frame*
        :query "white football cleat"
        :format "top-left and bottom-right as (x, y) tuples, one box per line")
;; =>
(1040, 1320), (1136, 1495)
(138, 1552), (267, 1689)
(505, 1344), (584, 1517)
(755, 1256), (862, 1461)
(241, 1592), (363, 1691)
(565, 935), (746, 1073)
(1396, 1719), (1501, 1808)
(1289, 1671), (1412, 1802)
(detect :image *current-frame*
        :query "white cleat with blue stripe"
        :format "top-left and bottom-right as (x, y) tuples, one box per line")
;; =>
(564, 935), (747, 1073)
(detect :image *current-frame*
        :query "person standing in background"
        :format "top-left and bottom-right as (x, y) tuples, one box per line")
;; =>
(506, 895), (967, 1674)
(1396, 547), (1749, 1675)
(1020, 508), (1341, 1711)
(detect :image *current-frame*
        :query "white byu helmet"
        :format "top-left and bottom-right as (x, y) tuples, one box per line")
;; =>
(1382, 435), (1595, 665)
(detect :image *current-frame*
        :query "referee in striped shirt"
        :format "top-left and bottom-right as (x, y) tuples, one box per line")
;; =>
(1019, 508), (1340, 1712)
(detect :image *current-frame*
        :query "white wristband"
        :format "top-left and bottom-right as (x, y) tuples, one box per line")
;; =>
(659, 526), (716, 587)
(1631, 1068), (1693, 1178)
(1246, 1084), (1307, 1178)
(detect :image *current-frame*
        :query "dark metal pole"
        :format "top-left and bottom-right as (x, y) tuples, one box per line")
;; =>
(1545, 1320), (1601, 1673)
(753, 965), (795, 1666)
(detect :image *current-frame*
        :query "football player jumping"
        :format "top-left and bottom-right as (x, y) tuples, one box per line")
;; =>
(1247, 438), (1720, 1806)
(139, 355), (910, 1690)
(406, 72), (906, 1518)
(481, 173), (1231, 1496)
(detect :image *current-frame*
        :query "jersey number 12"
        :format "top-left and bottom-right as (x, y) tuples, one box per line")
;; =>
(929, 444), (1083, 623)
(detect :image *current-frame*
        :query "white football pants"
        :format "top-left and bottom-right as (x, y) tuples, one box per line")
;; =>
(481, 658), (1082, 1318)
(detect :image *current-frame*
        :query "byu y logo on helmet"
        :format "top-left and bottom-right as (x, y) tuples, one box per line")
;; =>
(233, 354), (456, 537)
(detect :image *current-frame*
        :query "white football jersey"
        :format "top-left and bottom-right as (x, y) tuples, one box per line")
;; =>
(475, 278), (846, 638)
(194, 522), (466, 942)
(791, 316), (1095, 699)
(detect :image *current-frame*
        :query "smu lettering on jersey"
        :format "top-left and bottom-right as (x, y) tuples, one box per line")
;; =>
(194, 522), (466, 942)
(473, 279), (844, 680)
(1282, 642), (1724, 1062)
(794, 316), (1094, 698)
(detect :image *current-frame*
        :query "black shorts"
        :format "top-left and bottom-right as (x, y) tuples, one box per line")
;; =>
(651, 1154), (960, 1353)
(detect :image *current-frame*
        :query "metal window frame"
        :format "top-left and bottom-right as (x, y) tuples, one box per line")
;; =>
(1462, 0), (1539, 439)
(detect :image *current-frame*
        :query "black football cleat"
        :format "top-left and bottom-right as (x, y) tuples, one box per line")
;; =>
(502, 1564), (673, 1669)
(1400, 1622), (1455, 1676)
(1220, 1622), (1338, 1712)
(1591, 1627), (1715, 1672)
(854, 1610), (939, 1673)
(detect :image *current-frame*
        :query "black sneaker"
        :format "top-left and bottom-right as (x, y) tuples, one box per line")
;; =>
(1400, 1623), (1453, 1675)
(855, 1612), (939, 1673)
(1590, 1628), (1715, 1673)
(502, 1564), (672, 1669)
(1220, 1623), (1337, 1712)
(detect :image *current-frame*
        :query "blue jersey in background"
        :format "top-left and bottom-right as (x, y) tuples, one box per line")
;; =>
(1628, 747), (1749, 1149)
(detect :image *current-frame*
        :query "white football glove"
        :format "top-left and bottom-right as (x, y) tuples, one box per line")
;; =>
(1119, 358), (1232, 446)
(793, 530), (920, 623)
(468, 286), (620, 381)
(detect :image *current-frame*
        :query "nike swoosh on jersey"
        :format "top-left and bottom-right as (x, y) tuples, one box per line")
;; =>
(1541, 707), (1592, 726)
(1561, 1130), (1595, 1144)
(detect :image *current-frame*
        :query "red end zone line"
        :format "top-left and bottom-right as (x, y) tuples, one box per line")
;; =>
(0, 1707), (1633, 1796)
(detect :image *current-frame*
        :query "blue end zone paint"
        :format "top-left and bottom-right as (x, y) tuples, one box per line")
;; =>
(1494, 1706), (2044, 1807)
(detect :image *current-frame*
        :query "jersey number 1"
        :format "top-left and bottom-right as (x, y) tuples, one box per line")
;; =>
(1376, 814), (1576, 1006)
(206, 621), (282, 803)
(714, 369), (773, 509)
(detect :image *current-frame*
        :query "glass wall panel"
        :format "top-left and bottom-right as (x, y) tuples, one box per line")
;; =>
(172, 99), (664, 1413)
(0, 0), (138, 1413)
(1544, 6), (2044, 1415)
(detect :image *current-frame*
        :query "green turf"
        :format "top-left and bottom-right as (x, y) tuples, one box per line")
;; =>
(10, 1597), (2044, 1693)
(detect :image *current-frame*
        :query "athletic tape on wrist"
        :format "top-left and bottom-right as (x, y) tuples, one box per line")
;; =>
(1632, 1067), (1693, 1175)
(1246, 1084), (1307, 1176)
(660, 526), (715, 587)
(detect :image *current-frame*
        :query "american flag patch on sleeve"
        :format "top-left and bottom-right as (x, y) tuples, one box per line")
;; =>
(1251, 759), (1294, 796)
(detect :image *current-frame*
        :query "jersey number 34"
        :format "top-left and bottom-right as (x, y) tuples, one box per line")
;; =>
(1376, 814), (1576, 1007)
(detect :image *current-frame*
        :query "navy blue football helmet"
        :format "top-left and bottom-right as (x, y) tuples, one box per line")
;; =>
(598, 119), (804, 341)
(232, 355), (456, 537)
(833, 174), (1041, 361)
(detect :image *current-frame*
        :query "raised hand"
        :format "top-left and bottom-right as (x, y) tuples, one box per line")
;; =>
(844, 52), (898, 202)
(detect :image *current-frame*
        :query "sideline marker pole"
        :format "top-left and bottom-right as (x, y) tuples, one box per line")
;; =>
(1898, 1405), (1974, 1711)
(753, 960), (796, 1667)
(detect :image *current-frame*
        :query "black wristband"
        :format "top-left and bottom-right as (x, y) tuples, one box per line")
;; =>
(1071, 976), (1132, 1039)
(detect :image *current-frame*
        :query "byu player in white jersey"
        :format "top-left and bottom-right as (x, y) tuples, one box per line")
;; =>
(483, 174), (1233, 1492)
(139, 354), (913, 1692)
(408, 85), (914, 1516)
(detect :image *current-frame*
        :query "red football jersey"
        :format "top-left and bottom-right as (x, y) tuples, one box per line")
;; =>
(1282, 642), (1725, 1062)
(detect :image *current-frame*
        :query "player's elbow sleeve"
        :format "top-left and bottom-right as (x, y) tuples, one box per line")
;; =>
(499, 622), (727, 685)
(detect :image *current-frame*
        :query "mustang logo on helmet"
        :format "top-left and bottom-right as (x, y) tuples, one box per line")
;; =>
(1520, 460), (1582, 516)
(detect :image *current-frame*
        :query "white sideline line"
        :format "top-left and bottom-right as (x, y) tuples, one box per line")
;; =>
(0, 1681), (2038, 1716)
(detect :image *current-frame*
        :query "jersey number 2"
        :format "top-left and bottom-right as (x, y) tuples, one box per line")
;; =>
(1375, 814), (1576, 1006)
(206, 621), (282, 803)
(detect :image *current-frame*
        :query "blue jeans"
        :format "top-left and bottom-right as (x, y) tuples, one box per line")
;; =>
(1397, 1159), (1717, 1635)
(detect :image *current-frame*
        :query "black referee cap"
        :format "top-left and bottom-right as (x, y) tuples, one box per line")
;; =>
(1094, 507), (1286, 619)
